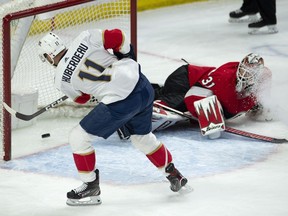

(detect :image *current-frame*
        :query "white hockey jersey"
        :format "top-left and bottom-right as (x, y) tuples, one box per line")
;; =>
(54, 29), (139, 105)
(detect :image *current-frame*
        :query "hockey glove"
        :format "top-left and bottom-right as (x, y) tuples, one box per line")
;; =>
(117, 125), (131, 140)
(246, 103), (273, 121)
(114, 44), (136, 61)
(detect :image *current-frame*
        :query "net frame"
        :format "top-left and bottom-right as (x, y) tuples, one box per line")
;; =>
(1, 0), (137, 161)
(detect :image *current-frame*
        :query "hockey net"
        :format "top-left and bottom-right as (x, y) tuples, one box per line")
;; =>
(0, 0), (137, 161)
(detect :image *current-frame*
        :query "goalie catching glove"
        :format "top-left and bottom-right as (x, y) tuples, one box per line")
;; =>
(113, 44), (136, 61)
(245, 103), (273, 121)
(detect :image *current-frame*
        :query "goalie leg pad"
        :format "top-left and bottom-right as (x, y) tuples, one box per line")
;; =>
(152, 104), (187, 131)
(194, 95), (225, 137)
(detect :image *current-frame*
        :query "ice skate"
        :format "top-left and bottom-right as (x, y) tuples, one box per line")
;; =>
(165, 163), (192, 193)
(248, 19), (278, 35)
(66, 169), (102, 206)
(228, 9), (258, 23)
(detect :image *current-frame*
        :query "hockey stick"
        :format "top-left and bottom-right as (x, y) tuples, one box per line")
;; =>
(154, 101), (288, 144)
(3, 95), (69, 121)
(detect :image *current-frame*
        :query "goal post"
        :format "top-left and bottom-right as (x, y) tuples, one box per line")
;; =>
(0, 0), (137, 161)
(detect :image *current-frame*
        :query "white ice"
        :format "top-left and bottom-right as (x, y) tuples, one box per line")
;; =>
(1, 0), (288, 215)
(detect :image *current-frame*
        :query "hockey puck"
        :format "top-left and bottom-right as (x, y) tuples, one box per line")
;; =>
(41, 133), (50, 138)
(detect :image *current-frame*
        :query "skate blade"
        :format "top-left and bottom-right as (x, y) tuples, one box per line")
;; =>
(179, 184), (193, 195)
(248, 28), (278, 35)
(229, 15), (258, 23)
(66, 195), (102, 206)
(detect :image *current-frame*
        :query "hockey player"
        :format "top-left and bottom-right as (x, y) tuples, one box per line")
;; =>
(118, 53), (272, 139)
(152, 53), (272, 139)
(118, 53), (272, 140)
(38, 29), (189, 206)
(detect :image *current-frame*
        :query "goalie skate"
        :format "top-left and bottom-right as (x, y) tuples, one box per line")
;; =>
(66, 169), (102, 206)
(194, 95), (225, 137)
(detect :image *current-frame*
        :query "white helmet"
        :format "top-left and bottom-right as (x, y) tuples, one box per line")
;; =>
(38, 32), (66, 65)
(236, 53), (264, 95)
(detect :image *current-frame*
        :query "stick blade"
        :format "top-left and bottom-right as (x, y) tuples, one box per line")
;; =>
(270, 138), (288, 144)
(3, 102), (16, 116)
(3, 102), (33, 121)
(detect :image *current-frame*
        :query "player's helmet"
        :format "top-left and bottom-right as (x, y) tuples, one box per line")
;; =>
(38, 32), (66, 65)
(236, 53), (264, 95)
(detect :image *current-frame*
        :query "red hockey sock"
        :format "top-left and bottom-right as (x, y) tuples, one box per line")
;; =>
(146, 144), (172, 168)
(73, 150), (96, 172)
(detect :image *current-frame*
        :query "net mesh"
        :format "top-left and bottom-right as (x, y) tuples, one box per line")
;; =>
(0, 0), (132, 160)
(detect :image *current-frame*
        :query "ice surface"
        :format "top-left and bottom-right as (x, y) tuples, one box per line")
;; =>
(1, 0), (288, 215)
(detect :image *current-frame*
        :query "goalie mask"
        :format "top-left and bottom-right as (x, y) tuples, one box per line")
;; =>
(38, 32), (66, 66)
(236, 53), (264, 96)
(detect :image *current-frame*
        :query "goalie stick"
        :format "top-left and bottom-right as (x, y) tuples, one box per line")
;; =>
(154, 101), (288, 144)
(3, 95), (68, 121)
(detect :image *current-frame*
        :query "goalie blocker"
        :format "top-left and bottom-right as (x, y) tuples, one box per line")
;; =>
(117, 96), (225, 140)
(194, 95), (225, 139)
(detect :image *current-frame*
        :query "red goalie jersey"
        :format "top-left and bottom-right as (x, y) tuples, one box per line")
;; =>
(185, 62), (257, 119)
(154, 54), (271, 120)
